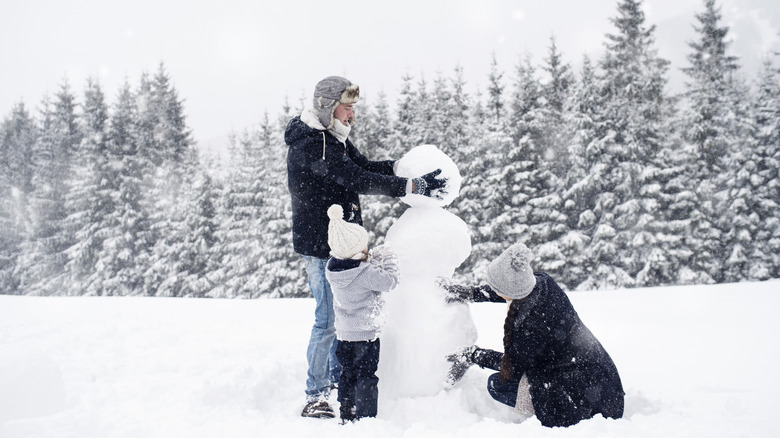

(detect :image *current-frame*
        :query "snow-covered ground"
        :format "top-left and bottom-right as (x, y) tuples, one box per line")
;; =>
(2, 279), (779, 437)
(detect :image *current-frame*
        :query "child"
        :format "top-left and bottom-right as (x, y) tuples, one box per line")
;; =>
(324, 204), (400, 422)
(439, 242), (624, 428)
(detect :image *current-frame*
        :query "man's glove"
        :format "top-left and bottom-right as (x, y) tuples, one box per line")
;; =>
(435, 276), (473, 303)
(411, 169), (448, 199)
(445, 345), (478, 385)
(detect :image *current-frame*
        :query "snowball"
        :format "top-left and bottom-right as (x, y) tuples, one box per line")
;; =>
(395, 144), (462, 208)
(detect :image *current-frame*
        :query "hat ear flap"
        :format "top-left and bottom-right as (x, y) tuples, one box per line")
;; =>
(327, 105), (337, 129)
(315, 96), (336, 129)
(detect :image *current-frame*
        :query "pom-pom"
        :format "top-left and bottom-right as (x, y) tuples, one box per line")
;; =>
(510, 244), (532, 272)
(327, 204), (344, 221)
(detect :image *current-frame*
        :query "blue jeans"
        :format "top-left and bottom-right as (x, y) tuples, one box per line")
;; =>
(487, 373), (520, 407)
(302, 255), (340, 400)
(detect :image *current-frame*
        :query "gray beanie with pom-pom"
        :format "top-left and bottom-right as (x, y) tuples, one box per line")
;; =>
(486, 243), (537, 300)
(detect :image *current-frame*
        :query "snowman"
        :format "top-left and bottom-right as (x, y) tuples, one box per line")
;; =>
(377, 144), (477, 399)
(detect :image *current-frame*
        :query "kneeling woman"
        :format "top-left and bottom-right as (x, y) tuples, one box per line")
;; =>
(440, 243), (624, 428)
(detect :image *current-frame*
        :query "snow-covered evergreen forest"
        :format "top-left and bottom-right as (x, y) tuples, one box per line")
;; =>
(1, 0), (778, 297)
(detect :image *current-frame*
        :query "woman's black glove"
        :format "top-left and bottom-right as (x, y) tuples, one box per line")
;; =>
(435, 276), (473, 303)
(411, 169), (448, 199)
(445, 345), (478, 385)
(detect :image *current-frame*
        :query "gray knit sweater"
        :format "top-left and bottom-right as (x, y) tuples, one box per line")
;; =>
(325, 247), (400, 342)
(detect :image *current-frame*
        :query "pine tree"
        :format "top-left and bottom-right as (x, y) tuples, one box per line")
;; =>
(743, 59), (780, 280)
(361, 90), (394, 160)
(508, 50), (569, 284)
(467, 123), (513, 281)
(577, 0), (672, 290)
(719, 78), (758, 283)
(445, 64), (471, 166)
(1, 102), (37, 196)
(466, 55), (516, 279)
(359, 90), (399, 248)
(455, 87), (491, 282)
(682, 0), (739, 168)
(0, 102), (37, 293)
(141, 64), (196, 296)
(633, 114), (693, 287)
(18, 80), (81, 295)
(364, 75), (423, 250)
(211, 129), (267, 298)
(412, 73), (433, 145)
(277, 96), (311, 296)
(457, 53), (512, 281)
(429, 70), (453, 149)
(557, 56), (602, 288)
(539, 35), (575, 179)
(486, 52), (505, 126)
(442, 64), (473, 219)
(681, 0), (744, 284)
(176, 149), (221, 297)
(94, 80), (151, 296)
(62, 78), (111, 294)
(255, 111), (304, 297)
(393, 73), (416, 150)
(509, 52), (545, 161)
(507, 52), (551, 240)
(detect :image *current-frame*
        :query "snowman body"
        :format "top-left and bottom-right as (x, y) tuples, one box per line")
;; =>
(377, 145), (477, 399)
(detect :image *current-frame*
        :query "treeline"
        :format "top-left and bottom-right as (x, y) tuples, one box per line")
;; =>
(1, 0), (778, 297)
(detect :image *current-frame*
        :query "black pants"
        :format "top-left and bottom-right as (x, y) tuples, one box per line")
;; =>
(335, 339), (380, 420)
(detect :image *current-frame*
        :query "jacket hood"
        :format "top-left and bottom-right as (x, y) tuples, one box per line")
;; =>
(284, 112), (321, 146)
(326, 261), (369, 289)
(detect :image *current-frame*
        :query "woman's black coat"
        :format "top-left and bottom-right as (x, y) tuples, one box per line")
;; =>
(471, 272), (625, 427)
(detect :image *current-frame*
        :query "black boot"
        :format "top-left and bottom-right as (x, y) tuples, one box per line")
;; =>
(340, 404), (356, 424)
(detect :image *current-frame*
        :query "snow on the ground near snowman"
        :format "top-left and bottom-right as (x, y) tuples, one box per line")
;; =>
(377, 144), (477, 399)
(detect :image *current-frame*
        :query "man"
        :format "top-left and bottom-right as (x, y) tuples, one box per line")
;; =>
(285, 76), (446, 418)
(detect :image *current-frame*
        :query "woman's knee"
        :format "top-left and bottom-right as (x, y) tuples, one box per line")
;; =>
(486, 373), (519, 408)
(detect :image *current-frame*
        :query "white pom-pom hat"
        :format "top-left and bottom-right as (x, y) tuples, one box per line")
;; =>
(486, 242), (537, 300)
(327, 204), (369, 260)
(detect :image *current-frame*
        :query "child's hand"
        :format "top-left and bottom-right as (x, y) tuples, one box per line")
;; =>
(370, 244), (400, 278)
(370, 244), (395, 261)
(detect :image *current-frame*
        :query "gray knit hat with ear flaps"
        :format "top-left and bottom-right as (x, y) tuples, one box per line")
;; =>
(486, 242), (537, 300)
(313, 76), (360, 129)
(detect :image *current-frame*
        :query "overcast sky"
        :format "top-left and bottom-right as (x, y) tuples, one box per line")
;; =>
(2, 0), (779, 146)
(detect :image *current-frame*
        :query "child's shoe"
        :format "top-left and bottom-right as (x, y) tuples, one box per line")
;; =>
(339, 404), (356, 424)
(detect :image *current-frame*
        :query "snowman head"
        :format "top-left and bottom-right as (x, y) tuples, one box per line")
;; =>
(394, 145), (462, 208)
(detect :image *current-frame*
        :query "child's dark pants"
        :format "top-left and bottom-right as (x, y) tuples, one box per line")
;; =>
(335, 339), (380, 420)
